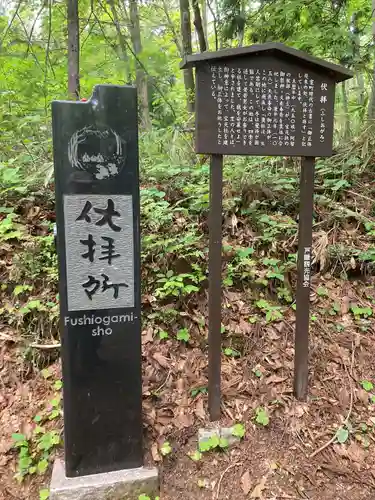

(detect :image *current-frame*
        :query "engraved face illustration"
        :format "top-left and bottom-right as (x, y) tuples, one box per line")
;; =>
(68, 127), (126, 180)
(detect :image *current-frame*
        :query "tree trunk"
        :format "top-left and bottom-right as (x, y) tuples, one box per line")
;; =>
(368, 0), (375, 119)
(191, 0), (207, 52)
(215, 0), (222, 48)
(206, 0), (218, 50)
(202, 0), (209, 50)
(357, 73), (365, 107)
(109, 0), (130, 84)
(162, 0), (182, 56)
(128, 0), (152, 130)
(368, 75), (375, 120)
(237, 0), (245, 47)
(180, 0), (195, 111)
(341, 81), (350, 139)
(67, 0), (80, 99)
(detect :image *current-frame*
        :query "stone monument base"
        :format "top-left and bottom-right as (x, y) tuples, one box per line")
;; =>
(50, 460), (159, 500)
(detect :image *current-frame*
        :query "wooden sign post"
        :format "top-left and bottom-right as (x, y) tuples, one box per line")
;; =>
(208, 154), (224, 421)
(181, 42), (352, 420)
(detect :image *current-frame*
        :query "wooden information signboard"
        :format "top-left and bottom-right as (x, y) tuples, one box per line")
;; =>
(181, 43), (352, 421)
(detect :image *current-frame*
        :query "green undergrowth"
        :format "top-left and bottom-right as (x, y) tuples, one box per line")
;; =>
(2, 124), (375, 491)
(1, 127), (375, 356)
(11, 368), (62, 484)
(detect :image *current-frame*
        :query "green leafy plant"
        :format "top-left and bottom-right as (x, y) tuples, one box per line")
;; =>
(11, 374), (63, 481)
(160, 441), (172, 456)
(191, 386), (207, 398)
(158, 330), (169, 340)
(256, 299), (283, 323)
(232, 423), (246, 438)
(361, 380), (374, 392)
(154, 270), (202, 299)
(335, 427), (349, 444)
(41, 369), (52, 379)
(188, 450), (202, 461)
(13, 284), (33, 296)
(255, 407), (269, 427)
(328, 302), (340, 316)
(263, 257), (285, 282)
(12, 429), (60, 481)
(39, 489), (50, 500)
(223, 347), (240, 357)
(359, 423), (368, 433)
(277, 286), (293, 303)
(0, 213), (26, 241)
(351, 305), (373, 319)
(176, 328), (190, 342)
(53, 380), (63, 391)
(248, 315), (258, 324)
(223, 246), (257, 285)
(199, 434), (229, 453)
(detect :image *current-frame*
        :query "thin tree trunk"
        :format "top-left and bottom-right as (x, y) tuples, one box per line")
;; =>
(206, 0), (218, 50)
(162, 0), (182, 57)
(341, 81), (350, 138)
(191, 0), (207, 52)
(67, 0), (80, 99)
(357, 73), (365, 107)
(368, 0), (375, 119)
(214, 0), (222, 48)
(237, 0), (245, 47)
(128, 0), (152, 130)
(350, 13), (364, 109)
(369, 75), (375, 119)
(180, 0), (195, 111)
(108, 0), (130, 84)
(202, 0), (209, 50)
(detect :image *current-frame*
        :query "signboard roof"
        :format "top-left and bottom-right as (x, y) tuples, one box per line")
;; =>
(180, 42), (353, 82)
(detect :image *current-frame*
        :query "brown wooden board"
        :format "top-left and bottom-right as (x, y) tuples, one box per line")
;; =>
(181, 43), (353, 80)
(195, 54), (336, 157)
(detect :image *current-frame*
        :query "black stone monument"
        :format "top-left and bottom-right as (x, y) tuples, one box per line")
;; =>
(181, 43), (352, 420)
(52, 85), (143, 477)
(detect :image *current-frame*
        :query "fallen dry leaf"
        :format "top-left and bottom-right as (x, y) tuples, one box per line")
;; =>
(341, 296), (350, 314)
(357, 389), (370, 404)
(338, 388), (350, 409)
(175, 412), (194, 429)
(345, 441), (366, 464)
(265, 375), (288, 385)
(250, 475), (267, 498)
(241, 470), (252, 495)
(176, 377), (185, 393)
(27, 206), (40, 219)
(194, 398), (206, 420)
(238, 318), (252, 334)
(152, 352), (169, 368)
(231, 213), (238, 234)
(142, 327), (154, 345)
(151, 442), (161, 462)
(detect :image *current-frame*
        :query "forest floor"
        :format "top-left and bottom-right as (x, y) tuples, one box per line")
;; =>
(1, 275), (375, 499)
(2, 141), (375, 499)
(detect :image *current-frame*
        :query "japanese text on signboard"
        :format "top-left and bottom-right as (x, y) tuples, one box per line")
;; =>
(64, 194), (134, 311)
(303, 247), (311, 288)
(210, 66), (329, 150)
